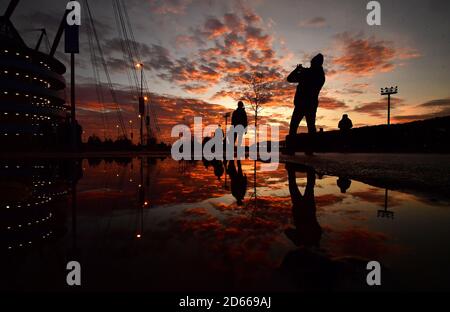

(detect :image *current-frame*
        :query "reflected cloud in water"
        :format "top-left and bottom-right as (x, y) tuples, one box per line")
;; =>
(1, 157), (450, 291)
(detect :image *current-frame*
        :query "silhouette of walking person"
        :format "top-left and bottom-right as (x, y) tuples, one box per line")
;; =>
(231, 101), (248, 146)
(227, 160), (247, 206)
(285, 163), (322, 248)
(286, 53), (325, 155)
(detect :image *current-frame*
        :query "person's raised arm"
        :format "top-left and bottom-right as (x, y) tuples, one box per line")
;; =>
(287, 65), (303, 83)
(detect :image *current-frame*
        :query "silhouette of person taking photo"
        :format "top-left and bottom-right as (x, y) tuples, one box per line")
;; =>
(227, 160), (247, 206)
(231, 101), (248, 145)
(286, 53), (325, 155)
(285, 163), (322, 248)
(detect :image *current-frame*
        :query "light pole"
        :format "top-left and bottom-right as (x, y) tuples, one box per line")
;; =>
(224, 111), (231, 148)
(129, 120), (133, 142)
(116, 124), (119, 139)
(380, 86), (398, 126)
(144, 96), (150, 145)
(136, 63), (144, 146)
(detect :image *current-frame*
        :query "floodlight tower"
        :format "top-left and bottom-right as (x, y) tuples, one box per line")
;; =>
(380, 86), (398, 126)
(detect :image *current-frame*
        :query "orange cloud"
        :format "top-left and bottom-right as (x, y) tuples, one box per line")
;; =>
(332, 33), (420, 76)
(333, 33), (396, 75)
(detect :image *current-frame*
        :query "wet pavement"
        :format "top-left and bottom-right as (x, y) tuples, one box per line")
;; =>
(1, 157), (450, 291)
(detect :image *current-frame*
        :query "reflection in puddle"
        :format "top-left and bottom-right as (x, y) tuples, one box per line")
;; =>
(1, 157), (449, 291)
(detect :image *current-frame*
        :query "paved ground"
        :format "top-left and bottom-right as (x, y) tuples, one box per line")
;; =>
(281, 153), (450, 200)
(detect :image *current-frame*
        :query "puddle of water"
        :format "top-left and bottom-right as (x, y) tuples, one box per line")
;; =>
(1, 157), (449, 291)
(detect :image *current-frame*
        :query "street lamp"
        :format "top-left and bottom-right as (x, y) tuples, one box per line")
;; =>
(380, 86), (398, 126)
(116, 124), (120, 139)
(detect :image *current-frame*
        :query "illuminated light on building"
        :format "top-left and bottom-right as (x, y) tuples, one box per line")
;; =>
(1, 9), (72, 149)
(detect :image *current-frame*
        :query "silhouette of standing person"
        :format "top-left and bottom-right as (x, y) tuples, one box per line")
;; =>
(231, 101), (248, 147)
(227, 160), (247, 206)
(212, 160), (224, 180)
(338, 114), (353, 132)
(286, 53), (325, 154)
(285, 163), (322, 247)
(338, 114), (353, 152)
(337, 177), (351, 193)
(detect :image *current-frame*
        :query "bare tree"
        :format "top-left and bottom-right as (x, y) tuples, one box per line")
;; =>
(240, 72), (273, 129)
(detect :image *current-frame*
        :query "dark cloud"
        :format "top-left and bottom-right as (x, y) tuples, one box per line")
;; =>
(335, 83), (369, 95)
(353, 97), (404, 117)
(202, 17), (228, 39)
(299, 16), (327, 28)
(319, 97), (348, 110)
(393, 98), (450, 122)
(148, 0), (192, 15)
(102, 38), (175, 73)
(419, 98), (450, 108)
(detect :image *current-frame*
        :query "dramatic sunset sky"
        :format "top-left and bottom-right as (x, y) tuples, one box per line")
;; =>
(3, 0), (450, 142)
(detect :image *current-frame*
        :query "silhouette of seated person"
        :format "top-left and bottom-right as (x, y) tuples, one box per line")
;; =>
(285, 163), (322, 248)
(286, 53), (325, 154)
(227, 160), (247, 206)
(337, 177), (351, 193)
(231, 101), (248, 146)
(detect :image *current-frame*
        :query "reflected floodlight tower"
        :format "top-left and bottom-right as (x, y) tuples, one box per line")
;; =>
(377, 188), (394, 219)
(380, 86), (398, 126)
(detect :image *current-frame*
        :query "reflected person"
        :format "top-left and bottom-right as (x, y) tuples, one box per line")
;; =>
(337, 176), (351, 194)
(285, 163), (322, 247)
(227, 160), (247, 206)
